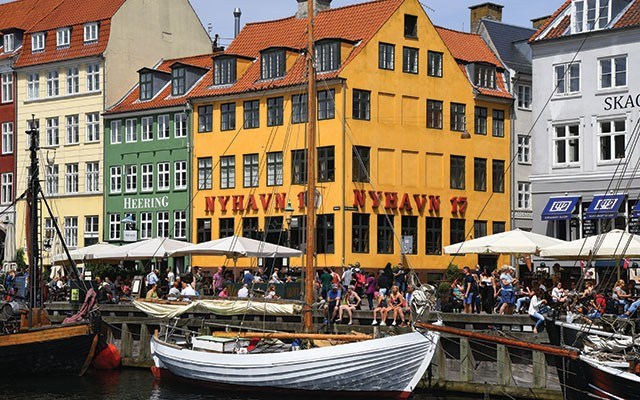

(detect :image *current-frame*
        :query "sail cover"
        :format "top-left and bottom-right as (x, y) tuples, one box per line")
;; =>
(133, 299), (302, 319)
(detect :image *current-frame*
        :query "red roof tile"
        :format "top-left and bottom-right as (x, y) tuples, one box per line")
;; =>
(0, 0), (61, 32)
(545, 15), (570, 40)
(435, 26), (502, 66)
(529, 0), (571, 42)
(28, 0), (126, 32)
(615, 0), (640, 28)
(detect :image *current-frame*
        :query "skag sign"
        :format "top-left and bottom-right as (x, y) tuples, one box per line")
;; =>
(541, 197), (580, 221)
(585, 194), (625, 220)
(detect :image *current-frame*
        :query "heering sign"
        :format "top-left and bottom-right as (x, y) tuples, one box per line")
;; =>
(124, 196), (169, 210)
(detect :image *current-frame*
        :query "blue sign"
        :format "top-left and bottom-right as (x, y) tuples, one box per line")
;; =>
(541, 196), (580, 221)
(584, 194), (626, 219)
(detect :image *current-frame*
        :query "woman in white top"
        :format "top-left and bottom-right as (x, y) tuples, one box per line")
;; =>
(528, 288), (547, 334)
(612, 279), (631, 312)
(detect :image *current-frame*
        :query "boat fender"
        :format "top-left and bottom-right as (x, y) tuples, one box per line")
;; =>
(93, 343), (121, 370)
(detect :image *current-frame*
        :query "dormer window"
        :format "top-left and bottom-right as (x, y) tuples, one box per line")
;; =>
(474, 64), (496, 89)
(261, 49), (285, 80)
(32, 32), (45, 52)
(214, 57), (236, 85)
(3, 34), (14, 52)
(84, 22), (98, 43)
(573, 0), (611, 33)
(315, 40), (340, 72)
(57, 28), (70, 48)
(172, 67), (186, 96)
(140, 73), (153, 100)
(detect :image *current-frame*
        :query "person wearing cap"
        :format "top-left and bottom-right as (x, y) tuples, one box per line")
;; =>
(323, 283), (342, 323)
(371, 287), (389, 326)
(336, 285), (361, 325)
(499, 265), (517, 315)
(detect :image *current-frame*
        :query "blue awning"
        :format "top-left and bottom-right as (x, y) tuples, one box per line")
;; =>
(632, 201), (640, 217)
(541, 196), (580, 220)
(584, 194), (626, 219)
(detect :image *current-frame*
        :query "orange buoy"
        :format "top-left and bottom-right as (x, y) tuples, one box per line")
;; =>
(93, 343), (121, 370)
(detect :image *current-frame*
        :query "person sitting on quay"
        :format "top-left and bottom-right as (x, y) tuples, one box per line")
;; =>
(386, 285), (406, 326)
(612, 279), (632, 313)
(237, 283), (249, 298)
(167, 281), (181, 298)
(528, 288), (548, 334)
(618, 297), (640, 319)
(515, 285), (533, 314)
(181, 279), (197, 299)
(145, 283), (159, 300)
(371, 288), (389, 326)
(336, 285), (361, 325)
(265, 284), (279, 299)
(218, 286), (230, 298)
(323, 283), (342, 324)
(551, 282), (568, 305)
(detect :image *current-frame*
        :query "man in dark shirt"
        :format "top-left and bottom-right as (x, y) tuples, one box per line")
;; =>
(320, 268), (333, 299)
(463, 266), (476, 314)
(323, 284), (342, 323)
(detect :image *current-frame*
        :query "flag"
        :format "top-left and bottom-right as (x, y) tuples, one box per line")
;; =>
(624, 258), (631, 270)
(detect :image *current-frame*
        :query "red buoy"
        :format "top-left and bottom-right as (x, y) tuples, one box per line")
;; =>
(93, 343), (121, 370)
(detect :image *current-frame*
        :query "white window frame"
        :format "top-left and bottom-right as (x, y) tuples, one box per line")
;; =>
(125, 165), (137, 193)
(158, 114), (170, 140)
(109, 213), (121, 241)
(0, 172), (12, 205)
(27, 73), (39, 100)
(174, 211), (186, 239)
(141, 116), (153, 141)
(517, 84), (531, 110)
(517, 135), (531, 164)
(157, 162), (170, 191)
(110, 120), (122, 144)
(1, 73), (13, 103)
(86, 112), (100, 142)
(140, 212), (153, 239)
(46, 70), (59, 97)
(86, 63), (100, 92)
(110, 166), (122, 194)
(598, 55), (627, 90)
(174, 112), (187, 138)
(46, 165), (58, 195)
(65, 163), (78, 193)
(84, 216), (99, 244)
(174, 160), (187, 190)
(86, 161), (99, 193)
(66, 114), (79, 145)
(157, 211), (170, 238)
(573, 0), (611, 33)
(31, 32), (45, 52)
(84, 22), (99, 43)
(554, 62), (581, 95)
(553, 123), (581, 167)
(125, 119), (137, 142)
(598, 118), (626, 163)
(517, 181), (531, 210)
(57, 28), (70, 47)
(1, 122), (13, 154)
(45, 117), (59, 147)
(64, 217), (78, 248)
(141, 163), (153, 192)
(3, 33), (14, 53)
(66, 67), (79, 95)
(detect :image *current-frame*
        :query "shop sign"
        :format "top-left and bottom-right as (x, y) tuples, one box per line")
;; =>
(604, 94), (640, 111)
(124, 196), (169, 210)
(352, 190), (468, 214)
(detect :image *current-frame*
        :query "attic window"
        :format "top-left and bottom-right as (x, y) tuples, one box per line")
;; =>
(573, 0), (611, 33)
(172, 67), (186, 96)
(57, 28), (70, 48)
(3, 33), (14, 53)
(84, 22), (98, 43)
(140, 73), (153, 100)
(261, 49), (285, 80)
(474, 64), (496, 89)
(315, 40), (340, 72)
(404, 14), (418, 38)
(32, 32), (45, 52)
(214, 57), (236, 85)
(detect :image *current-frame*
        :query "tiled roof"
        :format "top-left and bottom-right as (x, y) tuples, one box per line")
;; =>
(615, 0), (640, 28)
(529, 0), (571, 42)
(27, 0), (126, 32)
(105, 53), (214, 115)
(0, 0), (61, 32)
(190, 0), (403, 99)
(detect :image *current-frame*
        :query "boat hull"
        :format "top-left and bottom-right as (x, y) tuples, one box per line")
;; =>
(151, 330), (439, 399)
(0, 323), (97, 375)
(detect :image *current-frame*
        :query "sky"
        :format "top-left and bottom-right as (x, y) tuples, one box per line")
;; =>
(190, 0), (562, 48)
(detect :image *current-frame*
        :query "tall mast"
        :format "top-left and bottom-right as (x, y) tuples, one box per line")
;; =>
(303, 0), (316, 332)
(26, 115), (40, 328)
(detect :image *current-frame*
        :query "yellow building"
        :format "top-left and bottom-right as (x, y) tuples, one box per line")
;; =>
(189, 0), (512, 275)
(13, 0), (212, 262)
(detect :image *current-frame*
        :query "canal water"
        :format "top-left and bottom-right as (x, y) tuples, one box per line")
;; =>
(0, 369), (507, 400)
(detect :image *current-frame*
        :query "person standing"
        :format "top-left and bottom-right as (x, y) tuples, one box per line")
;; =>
(212, 267), (223, 296)
(499, 266), (517, 315)
(462, 267), (476, 314)
(145, 268), (158, 294)
(365, 272), (377, 310)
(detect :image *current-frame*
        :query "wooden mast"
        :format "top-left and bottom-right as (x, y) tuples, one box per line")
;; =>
(303, 0), (317, 332)
(26, 115), (41, 329)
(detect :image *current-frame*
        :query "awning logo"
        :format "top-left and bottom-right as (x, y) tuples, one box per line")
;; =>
(549, 201), (573, 212)
(593, 198), (618, 211)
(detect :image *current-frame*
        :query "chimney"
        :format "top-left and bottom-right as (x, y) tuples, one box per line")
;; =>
(233, 8), (242, 38)
(296, 0), (331, 19)
(531, 15), (551, 30)
(469, 2), (503, 33)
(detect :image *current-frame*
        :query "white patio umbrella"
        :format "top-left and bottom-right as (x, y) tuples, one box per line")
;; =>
(444, 228), (566, 255)
(92, 238), (190, 261)
(539, 229), (640, 259)
(51, 242), (117, 265)
(169, 235), (302, 258)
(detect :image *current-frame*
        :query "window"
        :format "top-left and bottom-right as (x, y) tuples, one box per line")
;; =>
(493, 221), (506, 234)
(450, 155), (465, 190)
(44, 218), (55, 245)
(220, 156), (235, 189)
(139, 73), (153, 100)
(316, 40), (340, 72)
(85, 162), (99, 192)
(243, 154), (259, 187)
(0, 173), (12, 205)
(573, 0), (611, 32)
(157, 211), (169, 238)
(318, 90), (335, 120)
(57, 28), (70, 47)
(379, 43), (395, 70)
(84, 22), (98, 42)
(3, 33), (14, 52)
(426, 217), (442, 255)
(450, 103), (466, 132)
(291, 149), (307, 185)
(220, 103), (236, 131)
(140, 212), (152, 239)
(492, 109), (504, 138)
(86, 112), (100, 142)
(158, 114), (170, 140)
(518, 135), (531, 164)
(214, 57), (236, 85)
(32, 32), (45, 52)
(554, 124), (580, 165)
(197, 157), (212, 190)
(402, 47), (418, 74)
(174, 211), (186, 239)
(474, 64), (496, 88)
(66, 115), (79, 144)
(243, 100), (259, 129)
(64, 217), (78, 248)
(352, 146), (370, 182)
(125, 165), (137, 193)
(377, 215), (394, 254)
(267, 97), (283, 126)
(174, 160), (187, 190)
(599, 55), (627, 89)
(428, 51), (443, 77)
(46, 165), (58, 195)
(316, 214), (335, 253)
(352, 89), (370, 120)
(141, 164), (153, 192)
(404, 14), (418, 37)
(67, 67), (79, 95)
(267, 152), (283, 186)
(474, 220), (487, 239)
(198, 105), (212, 132)
(1, 73), (12, 103)
(125, 119), (137, 142)
(292, 94), (308, 124)
(84, 216), (99, 246)
(219, 218), (235, 238)
(197, 219), (211, 243)
(65, 163), (78, 193)
(517, 182), (531, 210)
(599, 119), (626, 161)
(427, 100), (443, 129)
(492, 160), (505, 193)
(474, 107), (487, 135)
(450, 218), (465, 245)
(517, 84), (532, 109)
(110, 120), (122, 144)
(141, 116), (153, 141)
(174, 113), (187, 138)
(157, 162), (170, 191)
(474, 158), (486, 192)
(86, 63), (100, 92)
(27, 73), (39, 100)
(45, 117), (59, 147)
(318, 146), (335, 182)
(352, 213), (369, 253)
(109, 214), (121, 241)
(242, 217), (259, 239)
(401, 216), (418, 254)
(172, 67), (186, 96)
(1, 122), (12, 154)
(261, 49), (285, 79)
(110, 166), (121, 193)
(555, 63), (580, 95)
